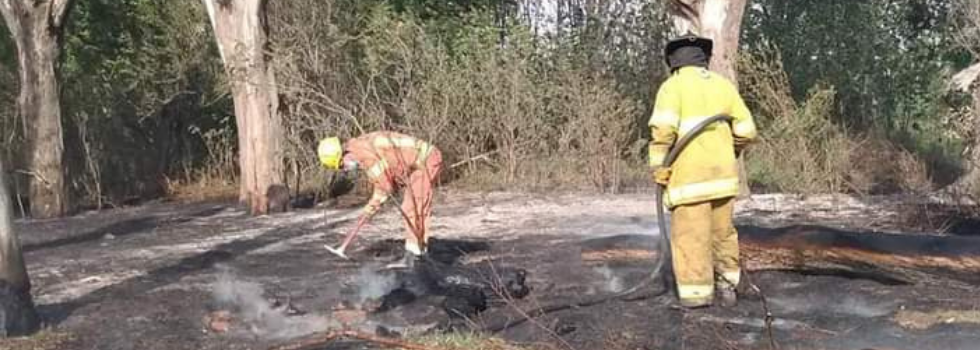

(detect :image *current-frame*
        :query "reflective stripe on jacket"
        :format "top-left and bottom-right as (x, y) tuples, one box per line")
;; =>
(648, 67), (757, 208)
(343, 131), (440, 212)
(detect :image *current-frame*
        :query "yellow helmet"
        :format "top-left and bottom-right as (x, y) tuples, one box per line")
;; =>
(317, 137), (343, 170)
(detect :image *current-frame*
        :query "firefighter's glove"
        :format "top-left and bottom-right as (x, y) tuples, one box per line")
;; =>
(652, 167), (671, 186)
(363, 203), (382, 218)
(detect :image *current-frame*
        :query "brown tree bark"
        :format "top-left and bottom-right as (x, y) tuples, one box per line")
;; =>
(948, 62), (980, 197)
(668, 0), (751, 197)
(204, 0), (285, 215)
(0, 0), (74, 219)
(0, 159), (41, 336)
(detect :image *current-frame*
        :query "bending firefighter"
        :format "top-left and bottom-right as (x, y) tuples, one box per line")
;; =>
(317, 131), (444, 268)
(649, 33), (758, 308)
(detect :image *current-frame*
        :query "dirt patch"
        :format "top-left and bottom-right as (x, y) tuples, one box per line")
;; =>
(11, 192), (980, 350)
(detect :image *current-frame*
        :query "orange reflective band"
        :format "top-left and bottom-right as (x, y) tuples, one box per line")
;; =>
(367, 159), (389, 179)
(373, 136), (418, 149)
(415, 141), (434, 167)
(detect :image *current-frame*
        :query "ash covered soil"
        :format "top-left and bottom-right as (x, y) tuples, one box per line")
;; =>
(7, 191), (980, 350)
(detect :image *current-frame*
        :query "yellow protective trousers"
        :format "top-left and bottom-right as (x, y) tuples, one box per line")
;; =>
(669, 197), (740, 306)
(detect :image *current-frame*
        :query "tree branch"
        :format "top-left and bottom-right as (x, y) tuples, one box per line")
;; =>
(0, 0), (22, 41)
(49, 0), (74, 29)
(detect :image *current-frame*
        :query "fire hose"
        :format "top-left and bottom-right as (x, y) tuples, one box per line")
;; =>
(483, 115), (736, 333)
(608, 114), (736, 298)
(648, 114), (736, 292)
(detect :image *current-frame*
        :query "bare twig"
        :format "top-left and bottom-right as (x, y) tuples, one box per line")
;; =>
(483, 259), (578, 350)
(449, 150), (500, 169)
(740, 268), (778, 350)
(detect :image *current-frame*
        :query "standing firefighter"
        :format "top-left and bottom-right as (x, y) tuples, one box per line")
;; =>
(317, 131), (443, 268)
(649, 33), (758, 308)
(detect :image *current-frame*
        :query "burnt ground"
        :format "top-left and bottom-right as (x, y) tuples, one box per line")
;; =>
(5, 191), (980, 350)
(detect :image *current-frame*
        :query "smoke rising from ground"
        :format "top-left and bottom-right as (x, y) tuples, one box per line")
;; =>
(592, 265), (625, 293)
(352, 264), (398, 303)
(212, 266), (335, 340)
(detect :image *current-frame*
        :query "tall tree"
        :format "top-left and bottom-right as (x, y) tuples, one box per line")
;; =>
(0, 159), (41, 336)
(668, 0), (746, 81)
(951, 0), (980, 197)
(0, 0), (74, 218)
(668, 0), (750, 196)
(203, 0), (285, 215)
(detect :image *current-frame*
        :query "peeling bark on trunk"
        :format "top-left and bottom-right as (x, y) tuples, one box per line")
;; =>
(0, 0), (74, 219)
(668, 0), (751, 197)
(204, 0), (285, 215)
(948, 63), (980, 197)
(0, 160), (41, 336)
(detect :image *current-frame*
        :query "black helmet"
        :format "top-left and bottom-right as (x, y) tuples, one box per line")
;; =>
(664, 32), (713, 66)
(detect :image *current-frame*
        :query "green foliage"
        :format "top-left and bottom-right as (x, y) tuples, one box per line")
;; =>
(743, 0), (967, 188)
(58, 0), (229, 204)
(3, 0), (973, 204)
(270, 0), (663, 193)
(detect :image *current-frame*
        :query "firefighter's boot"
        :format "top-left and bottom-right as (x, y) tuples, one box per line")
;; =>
(717, 280), (737, 308)
(385, 251), (418, 269)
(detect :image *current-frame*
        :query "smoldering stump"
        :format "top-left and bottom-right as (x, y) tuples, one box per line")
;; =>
(265, 184), (291, 214)
(372, 257), (531, 321)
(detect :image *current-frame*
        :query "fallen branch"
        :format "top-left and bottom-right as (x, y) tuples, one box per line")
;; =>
(584, 227), (980, 287)
(267, 330), (445, 350)
(449, 150), (499, 169)
(738, 225), (980, 286)
(740, 264), (778, 350)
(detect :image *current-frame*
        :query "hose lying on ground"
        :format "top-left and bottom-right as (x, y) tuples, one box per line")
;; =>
(482, 114), (735, 333)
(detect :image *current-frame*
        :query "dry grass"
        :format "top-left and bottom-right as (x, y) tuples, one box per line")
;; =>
(739, 47), (935, 196)
(267, 2), (646, 195)
(161, 127), (240, 202)
(0, 330), (74, 350)
(413, 333), (542, 350)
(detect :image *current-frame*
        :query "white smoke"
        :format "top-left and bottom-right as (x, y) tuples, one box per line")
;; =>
(352, 263), (398, 303)
(592, 264), (625, 293)
(211, 266), (336, 340)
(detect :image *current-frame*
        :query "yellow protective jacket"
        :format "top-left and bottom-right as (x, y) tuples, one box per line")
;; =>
(648, 66), (757, 208)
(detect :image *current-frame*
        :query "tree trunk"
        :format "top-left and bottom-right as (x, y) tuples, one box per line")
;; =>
(0, 159), (41, 336)
(668, 0), (751, 198)
(947, 62), (980, 197)
(0, 0), (74, 219)
(204, 0), (285, 215)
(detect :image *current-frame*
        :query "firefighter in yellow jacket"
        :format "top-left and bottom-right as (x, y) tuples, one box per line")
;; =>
(649, 33), (758, 308)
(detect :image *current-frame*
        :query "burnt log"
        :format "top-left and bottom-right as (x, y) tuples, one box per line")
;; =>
(577, 226), (980, 287)
(738, 225), (980, 286)
(376, 257), (530, 320)
(264, 184), (291, 214)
